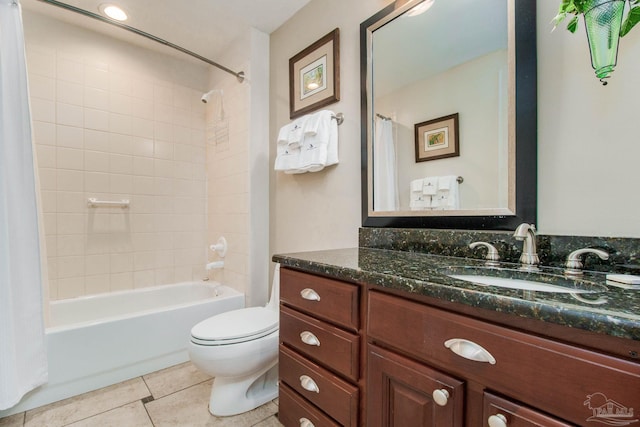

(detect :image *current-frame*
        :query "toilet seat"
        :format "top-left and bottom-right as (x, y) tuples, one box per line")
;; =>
(190, 307), (278, 346)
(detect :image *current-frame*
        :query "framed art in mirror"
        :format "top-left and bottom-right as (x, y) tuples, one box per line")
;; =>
(289, 28), (340, 119)
(414, 113), (459, 163)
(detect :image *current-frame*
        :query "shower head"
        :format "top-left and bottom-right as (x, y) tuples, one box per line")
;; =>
(201, 89), (220, 104)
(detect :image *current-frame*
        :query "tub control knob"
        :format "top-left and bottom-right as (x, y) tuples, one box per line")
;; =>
(488, 414), (508, 427)
(432, 389), (449, 406)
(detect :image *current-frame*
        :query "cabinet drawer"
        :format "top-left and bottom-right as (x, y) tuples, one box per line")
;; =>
(279, 383), (340, 427)
(368, 291), (640, 426)
(483, 392), (574, 427)
(280, 345), (359, 427)
(281, 268), (359, 331)
(281, 305), (360, 381)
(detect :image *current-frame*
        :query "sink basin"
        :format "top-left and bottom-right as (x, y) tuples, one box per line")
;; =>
(442, 266), (607, 294)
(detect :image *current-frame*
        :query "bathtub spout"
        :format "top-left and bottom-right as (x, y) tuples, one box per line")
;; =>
(206, 261), (224, 270)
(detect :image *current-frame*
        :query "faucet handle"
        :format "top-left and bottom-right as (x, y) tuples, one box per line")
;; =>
(469, 241), (501, 267)
(564, 248), (609, 276)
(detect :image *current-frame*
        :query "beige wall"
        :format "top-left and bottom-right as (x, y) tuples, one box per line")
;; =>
(270, 1), (388, 255)
(271, 0), (640, 252)
(25, 11), (210, 300)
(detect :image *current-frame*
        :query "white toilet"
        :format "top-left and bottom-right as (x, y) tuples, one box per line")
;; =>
(188, 264), (280, 416)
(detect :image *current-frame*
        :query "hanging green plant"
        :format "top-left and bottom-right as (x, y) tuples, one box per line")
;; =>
(552, 0), (640, 35)
(552, 0), (640, 83)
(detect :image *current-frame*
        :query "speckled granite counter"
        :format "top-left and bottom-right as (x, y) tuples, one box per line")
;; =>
(273, 247), (640, 343)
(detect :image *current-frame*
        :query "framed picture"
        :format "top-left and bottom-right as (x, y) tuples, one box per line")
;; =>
(414, 113), (459, 162)
(289, 28), (340, 119)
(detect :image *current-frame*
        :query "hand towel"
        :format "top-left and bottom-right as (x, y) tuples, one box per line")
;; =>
(286, 116), (308, 148)
(410, 178), (423, 192)
(423, 177), (438, 195)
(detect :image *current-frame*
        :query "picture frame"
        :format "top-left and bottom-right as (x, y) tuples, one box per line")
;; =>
(289, 28), (340, 119)
(414, 113), (459, 162)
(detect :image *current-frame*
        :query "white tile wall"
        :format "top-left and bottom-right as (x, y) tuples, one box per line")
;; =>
(26, 21), (209, 300)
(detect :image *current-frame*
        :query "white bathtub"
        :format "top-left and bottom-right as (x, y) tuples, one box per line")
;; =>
(0, 281), (244, 416)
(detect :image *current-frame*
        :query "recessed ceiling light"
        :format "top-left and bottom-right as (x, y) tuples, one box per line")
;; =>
(99, 4), (128, 21)
(406, 0), (435, 17)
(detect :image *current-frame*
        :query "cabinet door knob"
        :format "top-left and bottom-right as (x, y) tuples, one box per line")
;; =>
(444, 338), (496, 364)
(299, 375), (320, 393)
(300, 331), (321, 346)
(299, 417), (315, 427)
(300, 288), (321, 301)
(432, 389), (449, 406)
(488, 414), (508, 427)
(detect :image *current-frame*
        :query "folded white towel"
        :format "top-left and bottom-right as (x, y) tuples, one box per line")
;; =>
(303, 110), (333, 135)
(423, 177), (438, 195)
(274, 143), (301, 171)
(277, 116), (308, 148)
(410, 179), (423, 192)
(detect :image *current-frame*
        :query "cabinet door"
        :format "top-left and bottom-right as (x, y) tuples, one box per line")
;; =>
(483, 392), (575, 427)
(368, 344), (464, 427)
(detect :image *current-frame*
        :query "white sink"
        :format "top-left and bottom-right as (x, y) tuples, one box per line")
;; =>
(443, 266), (607, 294)
(448, 274), (595, 293)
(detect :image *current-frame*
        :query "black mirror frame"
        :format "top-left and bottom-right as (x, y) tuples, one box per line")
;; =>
(360, 0), (537, 230)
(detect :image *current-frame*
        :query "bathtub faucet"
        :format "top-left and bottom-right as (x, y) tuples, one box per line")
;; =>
(206, 261), (224, 270)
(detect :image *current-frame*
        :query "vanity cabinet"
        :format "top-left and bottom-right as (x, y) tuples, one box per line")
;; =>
(278, 268), (640, 426)
(368, 290), (640, 426)
(279, 268), (361, 427)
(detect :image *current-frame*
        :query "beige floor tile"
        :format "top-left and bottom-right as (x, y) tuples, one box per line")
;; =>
(24, 378), (150, 427)
(252, 415), (283, 427)
(0, 412), (24, 427)
(65, 401), (153, 427)
(145, 380), (279, 426)
(143, 361), (211, 399)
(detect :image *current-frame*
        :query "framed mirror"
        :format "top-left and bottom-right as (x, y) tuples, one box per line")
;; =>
(360, 0), (537, 230)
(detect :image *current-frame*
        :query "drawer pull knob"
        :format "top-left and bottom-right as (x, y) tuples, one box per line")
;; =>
(300, 375), (320, 393)
(444, 338), (496, 364)
(300, 331), (321, 346)
(299, 418), (315, 427)
(300, 288), (321, 301)
(432, 389), (449, 406)
(488, 414), (508, 427)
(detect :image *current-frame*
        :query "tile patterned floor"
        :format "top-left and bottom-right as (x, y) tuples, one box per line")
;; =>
(0, 362), (282, 427)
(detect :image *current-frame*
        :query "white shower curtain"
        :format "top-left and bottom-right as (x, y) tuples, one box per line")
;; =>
(0, 0), (48, 410)
(373, 116), (399, 211)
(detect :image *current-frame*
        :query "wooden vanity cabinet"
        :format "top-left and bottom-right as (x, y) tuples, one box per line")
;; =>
(368, 290), (640, 426)
(278, 268), (362, 427)
(278, 268), (640, 426)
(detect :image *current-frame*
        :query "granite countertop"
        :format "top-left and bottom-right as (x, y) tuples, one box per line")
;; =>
(273, 247), (640, 342)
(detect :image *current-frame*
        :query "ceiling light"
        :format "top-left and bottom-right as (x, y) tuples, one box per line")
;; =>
(406, 0), (435, 17)
(99, 4), (128, 21)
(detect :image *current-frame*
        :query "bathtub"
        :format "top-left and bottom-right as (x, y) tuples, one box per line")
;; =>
(1, 281), (244, 416)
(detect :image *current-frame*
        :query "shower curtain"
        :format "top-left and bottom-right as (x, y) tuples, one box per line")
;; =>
(0, 0), (48, 410)
(373, 116), (399, 211)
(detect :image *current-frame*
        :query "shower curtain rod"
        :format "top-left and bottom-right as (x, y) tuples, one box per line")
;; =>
(35, 0), (245, 82)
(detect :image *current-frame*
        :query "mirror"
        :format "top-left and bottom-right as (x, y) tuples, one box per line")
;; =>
(360, 0), (537, 230)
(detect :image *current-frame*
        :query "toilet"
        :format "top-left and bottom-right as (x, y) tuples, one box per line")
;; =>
(188, 264), (280, 416)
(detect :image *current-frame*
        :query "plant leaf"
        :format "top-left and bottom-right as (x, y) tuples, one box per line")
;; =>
(567, 15), (580, 33)
(621, 6), (640, 37)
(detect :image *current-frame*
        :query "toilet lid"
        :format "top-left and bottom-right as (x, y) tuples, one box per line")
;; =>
(191, 307), (278, 343)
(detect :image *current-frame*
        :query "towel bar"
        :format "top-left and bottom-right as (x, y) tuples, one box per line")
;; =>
(331, 113), (344, 125)
(87, 198), (130, 208)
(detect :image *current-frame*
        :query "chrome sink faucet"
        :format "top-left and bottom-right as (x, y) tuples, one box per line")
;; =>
(513, 223), (539, 271)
